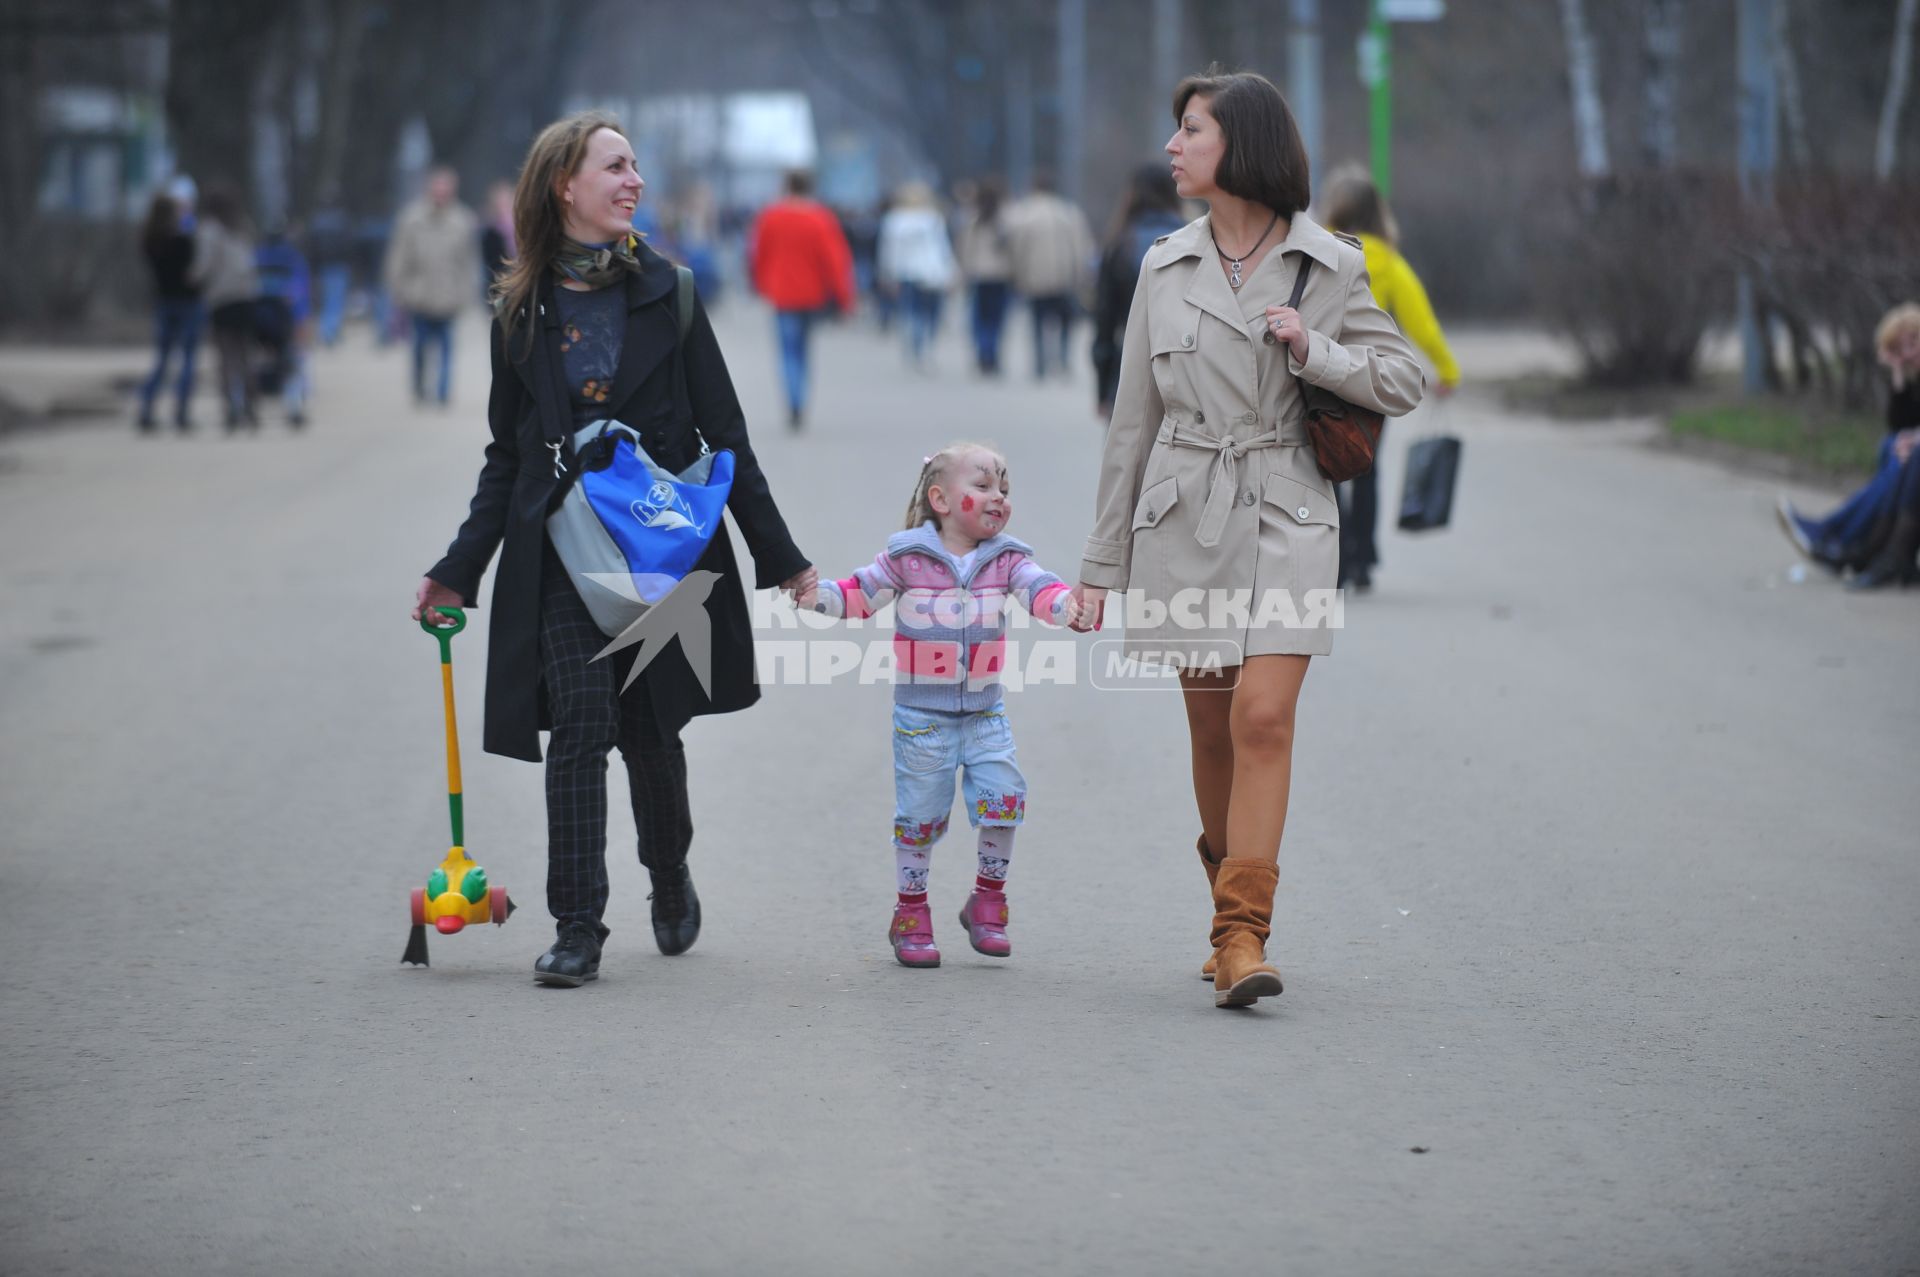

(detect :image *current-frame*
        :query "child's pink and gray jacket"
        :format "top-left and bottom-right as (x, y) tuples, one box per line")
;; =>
(814, 522), (1072, 713)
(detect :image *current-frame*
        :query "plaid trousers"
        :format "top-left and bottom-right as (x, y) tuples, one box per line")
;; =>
(539, 542), (693, 935)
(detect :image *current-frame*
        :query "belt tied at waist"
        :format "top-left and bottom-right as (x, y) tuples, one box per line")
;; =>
(1157, 420), (1282, 548)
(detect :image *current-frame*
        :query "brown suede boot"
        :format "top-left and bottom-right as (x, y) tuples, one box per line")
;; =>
(1210, 857), (1284, 1008)
(1198, 835), (1224, 981)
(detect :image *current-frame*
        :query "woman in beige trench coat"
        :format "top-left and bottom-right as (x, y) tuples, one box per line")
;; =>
(1070, 69), (1424, 1008)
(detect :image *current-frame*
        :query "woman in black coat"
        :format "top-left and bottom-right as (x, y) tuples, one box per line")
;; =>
(412, 111), (815, 986)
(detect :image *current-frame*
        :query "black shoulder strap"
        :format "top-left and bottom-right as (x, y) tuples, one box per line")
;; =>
(673, 265), (695, 339)
(669, 264), (708, 453)
(1286, 255), (1312, 309)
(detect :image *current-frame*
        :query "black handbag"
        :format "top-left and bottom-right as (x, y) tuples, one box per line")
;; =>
(1397, 434), (1463, 532)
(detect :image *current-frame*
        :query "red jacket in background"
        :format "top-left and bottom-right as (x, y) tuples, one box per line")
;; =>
(749, 198), (856, 314)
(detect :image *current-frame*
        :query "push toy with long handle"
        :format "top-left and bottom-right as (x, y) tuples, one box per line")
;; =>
(403, 608), (513, 967)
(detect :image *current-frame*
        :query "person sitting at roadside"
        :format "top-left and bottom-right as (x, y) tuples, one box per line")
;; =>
(1777, 302), (1920, 586)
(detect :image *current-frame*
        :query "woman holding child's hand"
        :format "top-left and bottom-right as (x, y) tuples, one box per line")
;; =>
(1074, 69), (1423, 1008)
(411, 112), (813, 988)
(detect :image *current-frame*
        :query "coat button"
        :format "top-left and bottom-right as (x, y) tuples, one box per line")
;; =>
(1181, 334), (1194, 348)
(1297, 505), (1311, 520)
(1242, 412), (1257, 425)
(1194, 410), (1205, 424)
(1263, 330), (1276, 345)
(1242, 491), (1256, 506)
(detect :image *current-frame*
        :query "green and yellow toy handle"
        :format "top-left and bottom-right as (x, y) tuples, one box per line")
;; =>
(404, 606), (513, 967)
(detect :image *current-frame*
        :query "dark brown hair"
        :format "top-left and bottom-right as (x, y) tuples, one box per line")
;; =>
(493, 110), (628, 354)
(1171, 67), (1310, 218)
(141, 193), (181, 255)
(198, 181), (248, 233)
(974, 175), (1006, 224)
(1321, 163), (1397, 246)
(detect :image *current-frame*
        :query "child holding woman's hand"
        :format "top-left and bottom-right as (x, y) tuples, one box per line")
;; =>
(796, 442), (1084, 967)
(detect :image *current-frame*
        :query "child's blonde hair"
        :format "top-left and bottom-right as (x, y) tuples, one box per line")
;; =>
(903, 441), (1008, 530)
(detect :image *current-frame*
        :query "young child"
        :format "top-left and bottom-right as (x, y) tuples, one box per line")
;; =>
(798, 443), (1082, 967)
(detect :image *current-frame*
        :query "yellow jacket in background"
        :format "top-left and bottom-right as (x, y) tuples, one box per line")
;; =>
(1353, 232), (1459, 389)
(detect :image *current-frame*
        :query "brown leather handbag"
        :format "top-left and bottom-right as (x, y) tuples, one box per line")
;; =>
(1284, 257), (1383, 484)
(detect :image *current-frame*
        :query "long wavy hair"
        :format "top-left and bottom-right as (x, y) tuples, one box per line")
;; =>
(492, 110), (628, 357)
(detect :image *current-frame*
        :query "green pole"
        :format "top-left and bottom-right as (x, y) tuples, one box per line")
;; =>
(1368, 1), (1392, 201)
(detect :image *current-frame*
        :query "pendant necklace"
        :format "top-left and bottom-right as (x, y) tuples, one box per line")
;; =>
(1211, 210), (1281, 291)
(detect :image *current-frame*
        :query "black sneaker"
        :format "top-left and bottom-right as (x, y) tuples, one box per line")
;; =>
(534, 921), (603, 987)
(648, 864), (701, 956)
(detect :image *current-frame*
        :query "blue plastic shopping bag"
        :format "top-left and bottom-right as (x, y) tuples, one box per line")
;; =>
(547, 419), (734, 636)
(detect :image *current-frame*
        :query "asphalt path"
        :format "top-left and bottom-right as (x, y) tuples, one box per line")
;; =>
(1, 305), (1915, 1276)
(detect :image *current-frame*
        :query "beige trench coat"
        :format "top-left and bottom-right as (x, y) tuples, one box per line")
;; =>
(1079, 213), (1425, 663)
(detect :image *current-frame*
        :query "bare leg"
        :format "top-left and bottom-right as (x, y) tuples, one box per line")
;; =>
(1179, 665), (1239, 855)
(1223, 654), (1311, 866)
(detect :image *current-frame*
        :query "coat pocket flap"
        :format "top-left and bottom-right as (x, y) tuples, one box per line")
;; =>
(1263, 472), (1337, 527)
(1149, 325), (1198, 357)
(1131, 475), (1179, 530)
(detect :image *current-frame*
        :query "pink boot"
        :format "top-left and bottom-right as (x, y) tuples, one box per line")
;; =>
(889, 901), (941, 968)
(957, 888), (1011, 957)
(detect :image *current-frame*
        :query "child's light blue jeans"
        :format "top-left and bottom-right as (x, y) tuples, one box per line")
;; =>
(892, 702), (1026, 850)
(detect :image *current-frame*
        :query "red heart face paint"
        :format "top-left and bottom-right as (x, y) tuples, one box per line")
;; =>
(940, 449), (1013, 546)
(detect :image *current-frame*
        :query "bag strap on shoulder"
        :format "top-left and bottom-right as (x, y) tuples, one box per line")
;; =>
(669, 264), (709, 455)
(673, 265), (695, 339)
(1286, 256), (1311, 309)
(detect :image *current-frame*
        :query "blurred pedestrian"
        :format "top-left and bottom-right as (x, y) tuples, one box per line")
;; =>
(410, 111), (815, 987)
(135, 189), (204, 432)
(306, 199), (353, 347)
(256, 224), (314, 427)
(1068, 69), (1424, 1009)
(479, 179), (516, 292)
(674, 181), (725, 303)
(847, 196), (891, 330)
(1778, 302), (1920, 587)
(383, 166), (482, 406)
(355, 215), (397, 346)
(1320, 165), (1459, 592)
(1091, 164), (1187, 418)
(955, 176), (1014, 375)
(878, 182), (955, 369)
(1005, 171), (1095, 380)
(748, 169), (856, 429)
(192, 182), (260, 431)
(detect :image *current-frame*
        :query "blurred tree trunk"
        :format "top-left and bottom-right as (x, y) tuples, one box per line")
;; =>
(310, 0), (368, 207)
(1640, 0), (1679, 170)
(1557, 0), (1610, 180)
(1773, 0), (1811, 170)
(0, 13), (45, 261)
(165, 0), (281, 198)
(800, 0), (963, 186)
(1875, 0), (1917, 179)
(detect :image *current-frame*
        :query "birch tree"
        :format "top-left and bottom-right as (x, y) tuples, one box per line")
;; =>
(1876, 0), (1917, 179)
(1558, 0), (1611, 180)
(1773, 0), (1811, 169)
(1641, 0), (1680, 169)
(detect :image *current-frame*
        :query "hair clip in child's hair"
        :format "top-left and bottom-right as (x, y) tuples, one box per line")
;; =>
(922, 455), (932, 465)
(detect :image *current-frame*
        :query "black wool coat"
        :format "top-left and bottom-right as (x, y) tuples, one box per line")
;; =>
(427, 245), (810, 762)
